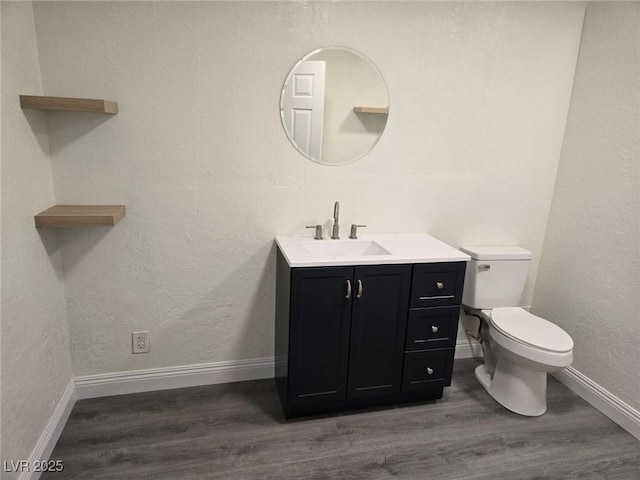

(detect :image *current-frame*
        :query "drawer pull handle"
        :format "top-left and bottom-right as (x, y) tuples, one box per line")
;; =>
(478, 264), (491, 271)
(436, 282), (444, 290)
(426, 367), (434, 375)
(356, 279), (363, 299)
(346, 280), (352, 299)
(431, 326), (439, 333)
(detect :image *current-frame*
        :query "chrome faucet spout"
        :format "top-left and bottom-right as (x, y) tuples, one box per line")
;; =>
(331, 201), (340, 239)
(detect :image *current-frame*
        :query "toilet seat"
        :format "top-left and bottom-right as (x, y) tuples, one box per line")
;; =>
(490, 307), (573, 353)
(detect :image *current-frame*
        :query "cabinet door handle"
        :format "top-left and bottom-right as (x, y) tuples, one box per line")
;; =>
(356, 279), (363, 299)
(346, 280), (352, 299)
(431, 325), (439, 333)
(436, 282), (444, 290)
(426, 367), (434, 375)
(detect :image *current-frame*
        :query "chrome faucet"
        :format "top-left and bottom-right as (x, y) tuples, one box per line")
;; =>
(331, 201), (340, 239)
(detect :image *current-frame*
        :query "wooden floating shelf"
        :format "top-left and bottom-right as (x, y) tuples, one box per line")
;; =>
(20, 95), (118, 114)
(35, 205), (126, 228)
(353, 106), (389, 115)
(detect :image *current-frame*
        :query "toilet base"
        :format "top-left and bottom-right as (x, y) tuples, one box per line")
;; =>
(475, 361), (547, 417)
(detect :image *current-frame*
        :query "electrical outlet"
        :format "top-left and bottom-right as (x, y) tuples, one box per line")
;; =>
(132, 331), (149, 354)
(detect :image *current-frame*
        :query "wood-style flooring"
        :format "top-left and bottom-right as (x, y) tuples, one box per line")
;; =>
(44, 359), (640, 479)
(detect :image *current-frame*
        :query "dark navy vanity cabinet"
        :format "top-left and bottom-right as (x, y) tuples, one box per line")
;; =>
(275, 248), (466, 417)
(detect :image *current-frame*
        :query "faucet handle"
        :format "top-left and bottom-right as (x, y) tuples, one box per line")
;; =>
(306, 225), (323, 240)
(349, 224), (367, 239)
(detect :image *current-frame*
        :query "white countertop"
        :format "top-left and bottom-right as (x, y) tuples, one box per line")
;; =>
(275, 233), (470, 267)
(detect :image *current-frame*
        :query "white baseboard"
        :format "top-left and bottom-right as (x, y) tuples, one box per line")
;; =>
(552, 367), (640, 441)
(455, 339), (483, 359)
(18, 379), (76, 480)
(74, 344), (482, 401)
(75, 345), (480, 400)
(74, 357), (274, 400)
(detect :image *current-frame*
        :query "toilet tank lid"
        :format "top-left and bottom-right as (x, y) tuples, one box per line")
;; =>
(459, 245), (532, 260)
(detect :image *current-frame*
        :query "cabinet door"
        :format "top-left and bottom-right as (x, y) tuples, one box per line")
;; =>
(348, 264), (412, 398)
(289, 267), (353, 404)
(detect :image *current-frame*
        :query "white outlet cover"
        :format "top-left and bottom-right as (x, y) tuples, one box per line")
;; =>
(132, 331), (150, 353)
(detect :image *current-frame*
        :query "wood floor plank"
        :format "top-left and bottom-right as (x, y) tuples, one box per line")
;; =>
(43, 359), (640, 479)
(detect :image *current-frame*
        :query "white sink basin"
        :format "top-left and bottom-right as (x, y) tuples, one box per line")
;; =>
(276, 233), (471, 267)
(303, 239), (391, 258)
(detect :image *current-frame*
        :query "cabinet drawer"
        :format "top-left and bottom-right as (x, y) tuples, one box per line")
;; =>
(410, 262), (466, 308)
(402, 349), (454, 392)
(405, 306), (460, 351)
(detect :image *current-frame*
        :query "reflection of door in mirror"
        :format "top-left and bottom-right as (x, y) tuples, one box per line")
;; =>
(309, 50), (387, 165)
(280, 61), (326, 161)
(281, 47), (388, 166)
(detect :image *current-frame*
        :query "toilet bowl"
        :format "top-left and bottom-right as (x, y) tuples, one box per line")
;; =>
(474, 307), (573, 416)
(460, 245), (574, 416)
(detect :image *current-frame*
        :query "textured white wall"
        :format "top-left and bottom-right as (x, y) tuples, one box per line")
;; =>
(532, 2), (640, 411)
(30, 1), (584, 376)
(0, 1), (73, 473)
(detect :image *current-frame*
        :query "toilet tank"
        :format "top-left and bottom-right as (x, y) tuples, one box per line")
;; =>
(459, 246), (532, 309)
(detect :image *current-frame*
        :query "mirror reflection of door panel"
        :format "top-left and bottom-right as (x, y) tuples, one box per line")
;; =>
(280, 47), (388, 166)
(281, 61), (326, 161)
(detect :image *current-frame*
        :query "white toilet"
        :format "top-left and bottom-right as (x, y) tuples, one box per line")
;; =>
(460, 245), (574, 416)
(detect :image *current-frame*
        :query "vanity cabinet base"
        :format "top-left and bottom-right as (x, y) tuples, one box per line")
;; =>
(275, 248), (466, 419)
(280, 385), (445, 418)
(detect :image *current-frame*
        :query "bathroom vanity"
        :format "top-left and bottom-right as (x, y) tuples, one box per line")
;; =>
(275, 233), (469, 417)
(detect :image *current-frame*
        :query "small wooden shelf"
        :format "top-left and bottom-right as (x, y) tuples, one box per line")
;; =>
(20, 95), (118, 114)
(353, 106), (389, 115)
(35, 205), (126, 228)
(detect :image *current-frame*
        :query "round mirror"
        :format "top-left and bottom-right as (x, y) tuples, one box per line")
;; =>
(280, 47), (389, 166)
